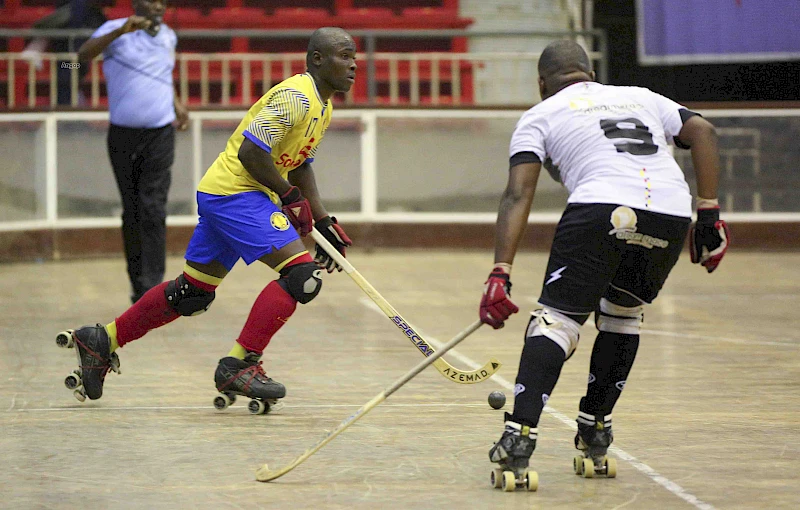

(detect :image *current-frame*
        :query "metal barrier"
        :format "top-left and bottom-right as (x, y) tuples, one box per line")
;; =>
(0, 108), (798, 234)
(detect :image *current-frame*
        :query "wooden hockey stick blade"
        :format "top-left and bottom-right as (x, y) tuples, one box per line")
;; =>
(255, 320), (483, 482)
(311, 228), (501, 384)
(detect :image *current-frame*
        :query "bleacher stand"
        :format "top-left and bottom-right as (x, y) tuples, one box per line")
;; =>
(0, 0), (474, 107)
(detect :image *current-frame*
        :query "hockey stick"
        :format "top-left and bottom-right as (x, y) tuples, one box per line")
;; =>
(255, 319), (483, 482)
(311, 227), (501, 384)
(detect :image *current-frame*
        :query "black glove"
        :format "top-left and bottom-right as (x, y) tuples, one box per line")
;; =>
(689, 207), (730, 273)
(314, 216), (352, 273)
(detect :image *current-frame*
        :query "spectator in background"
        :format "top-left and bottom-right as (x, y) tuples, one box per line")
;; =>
(21, 0), (106, 105)
(78, 0), (189, 303)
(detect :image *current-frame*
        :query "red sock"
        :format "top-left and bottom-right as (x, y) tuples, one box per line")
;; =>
(115, 273), (218, 347)
(236, 280), (297, 355)
(235, 254), (313, 354)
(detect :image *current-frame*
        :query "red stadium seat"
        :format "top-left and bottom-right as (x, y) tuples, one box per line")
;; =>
(272, 7), (335, 28)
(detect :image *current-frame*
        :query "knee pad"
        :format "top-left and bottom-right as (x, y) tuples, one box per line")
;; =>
(596, 298), (643, 334)
(165, 274), (215, 316)
(278, 262), (323, 304)
(525, 308), (582, 358)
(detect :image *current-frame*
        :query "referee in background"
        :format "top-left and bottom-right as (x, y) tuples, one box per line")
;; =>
(78, 0), (189, 303)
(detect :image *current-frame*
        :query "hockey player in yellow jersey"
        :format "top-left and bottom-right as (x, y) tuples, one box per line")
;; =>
(56, 27), (357, 414)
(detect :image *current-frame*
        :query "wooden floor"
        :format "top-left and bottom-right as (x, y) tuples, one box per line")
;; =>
(2, 250), (799, 509)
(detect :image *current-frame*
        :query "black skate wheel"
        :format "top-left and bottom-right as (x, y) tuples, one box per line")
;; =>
(56, 330), (74, 349)
(605, 457), (617, 478)
(213, 394), (232, 410)
(490, 468), (503, 488)
(581, 458), (595, 478)
(501, 471), (515, 492)
(248, 399), (267, 415)
(524, 470), (539, 491)
(64, 373), (81, 390)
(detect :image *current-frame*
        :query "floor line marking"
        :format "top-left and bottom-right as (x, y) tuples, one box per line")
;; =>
(359, 297), (716, 510)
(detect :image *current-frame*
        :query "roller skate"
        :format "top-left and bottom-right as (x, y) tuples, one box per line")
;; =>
(55, 325), (120, 402)
(488, 413), (539, 492)
(213, 352), (286, 415)
(573, 410), (617, 478)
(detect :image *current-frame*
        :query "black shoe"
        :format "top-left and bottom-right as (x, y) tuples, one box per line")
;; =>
(214, 353), (286, 400)
(72, 324), (118, 400)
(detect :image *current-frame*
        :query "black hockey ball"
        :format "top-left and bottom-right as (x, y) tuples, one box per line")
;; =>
(488, 391), (506, 410)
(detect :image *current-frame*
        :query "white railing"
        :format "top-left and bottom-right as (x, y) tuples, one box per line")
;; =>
(1, 50), (604, 107)
(0, 108), (798, 233)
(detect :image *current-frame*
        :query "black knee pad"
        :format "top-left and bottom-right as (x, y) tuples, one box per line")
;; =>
(278, 262), (323, 304)
(165, 274), (215, 316)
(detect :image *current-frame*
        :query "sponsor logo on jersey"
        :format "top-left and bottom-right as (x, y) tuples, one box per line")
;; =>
(270, 212), (291, 231)
(514, 383), (526, 396)
(608, 206), (669, 249)
(575, 102), (645, 115)
(568, 97), (595, 110)
(588, 373), (596, 384)
(615, 380), (626, 391)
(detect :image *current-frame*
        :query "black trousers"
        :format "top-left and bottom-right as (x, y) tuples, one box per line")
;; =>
(107, 123), (175, 301)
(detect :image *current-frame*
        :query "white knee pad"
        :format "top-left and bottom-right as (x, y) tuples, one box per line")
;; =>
(597, 298), (643, 334)
(526, 308), (581, 358)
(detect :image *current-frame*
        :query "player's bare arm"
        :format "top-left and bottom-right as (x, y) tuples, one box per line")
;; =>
(289, 161), (352, 271)
(77, 16), (151, 61)
(494, 162), (541, 264)
(678, 115), (729, 273)
(238, 138), (292, 196)
(288, 162), (329, 220)
(677, 115), (721, 199)
(239, 138), (313, 236)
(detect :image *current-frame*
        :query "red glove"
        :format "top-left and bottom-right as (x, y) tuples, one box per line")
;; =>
(280, 186), (313, 237)
(314, 216), (352, 273)
(480, 266), (519, 329)
(689, 206), (730, 273)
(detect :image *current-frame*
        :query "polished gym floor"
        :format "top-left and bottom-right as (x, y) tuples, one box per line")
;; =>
(2, 250), (798, 509)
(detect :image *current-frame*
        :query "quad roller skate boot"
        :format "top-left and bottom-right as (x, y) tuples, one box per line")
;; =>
(573, 410), (617, 478)
(488, 413), (539, 492)
(56, 325), (120, 402)
(213, 352), (286, 415)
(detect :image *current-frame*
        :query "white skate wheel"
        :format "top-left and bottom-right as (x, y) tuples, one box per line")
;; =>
(266, 399), (284, 413)
(501, 471), (515, 492)
(490, 468), (503, 488)
(109, 353), (121, 374)
(56, 330), (74, 348)
(64, 373), (81, 390)
(213, 394), (232, 410)
(573, 455), (584, 475)
(525, 470), (538, 492)
(73, 388), (86, 402)
(605, 457), (617, 478)
(582, 458), (595, 478)
(248, 399), (266, 415)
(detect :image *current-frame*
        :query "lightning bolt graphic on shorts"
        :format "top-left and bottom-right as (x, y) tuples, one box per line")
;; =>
(545, 265), (567, 285)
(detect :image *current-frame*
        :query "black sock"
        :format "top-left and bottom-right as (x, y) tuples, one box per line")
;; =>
(583, 331), (639, 416)
(511, 335), (566, 427)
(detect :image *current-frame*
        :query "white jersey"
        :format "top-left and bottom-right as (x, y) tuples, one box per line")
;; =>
(510, 81), (693, 218)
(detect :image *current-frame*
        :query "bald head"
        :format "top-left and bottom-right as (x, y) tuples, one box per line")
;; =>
(537, 40), (594, 99)
(306, 27), (354, 70)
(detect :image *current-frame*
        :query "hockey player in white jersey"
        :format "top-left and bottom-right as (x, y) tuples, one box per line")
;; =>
(479, 40), (729, 491)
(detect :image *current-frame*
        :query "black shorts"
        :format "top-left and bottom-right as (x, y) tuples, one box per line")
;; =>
(538, 203), (690, 315)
